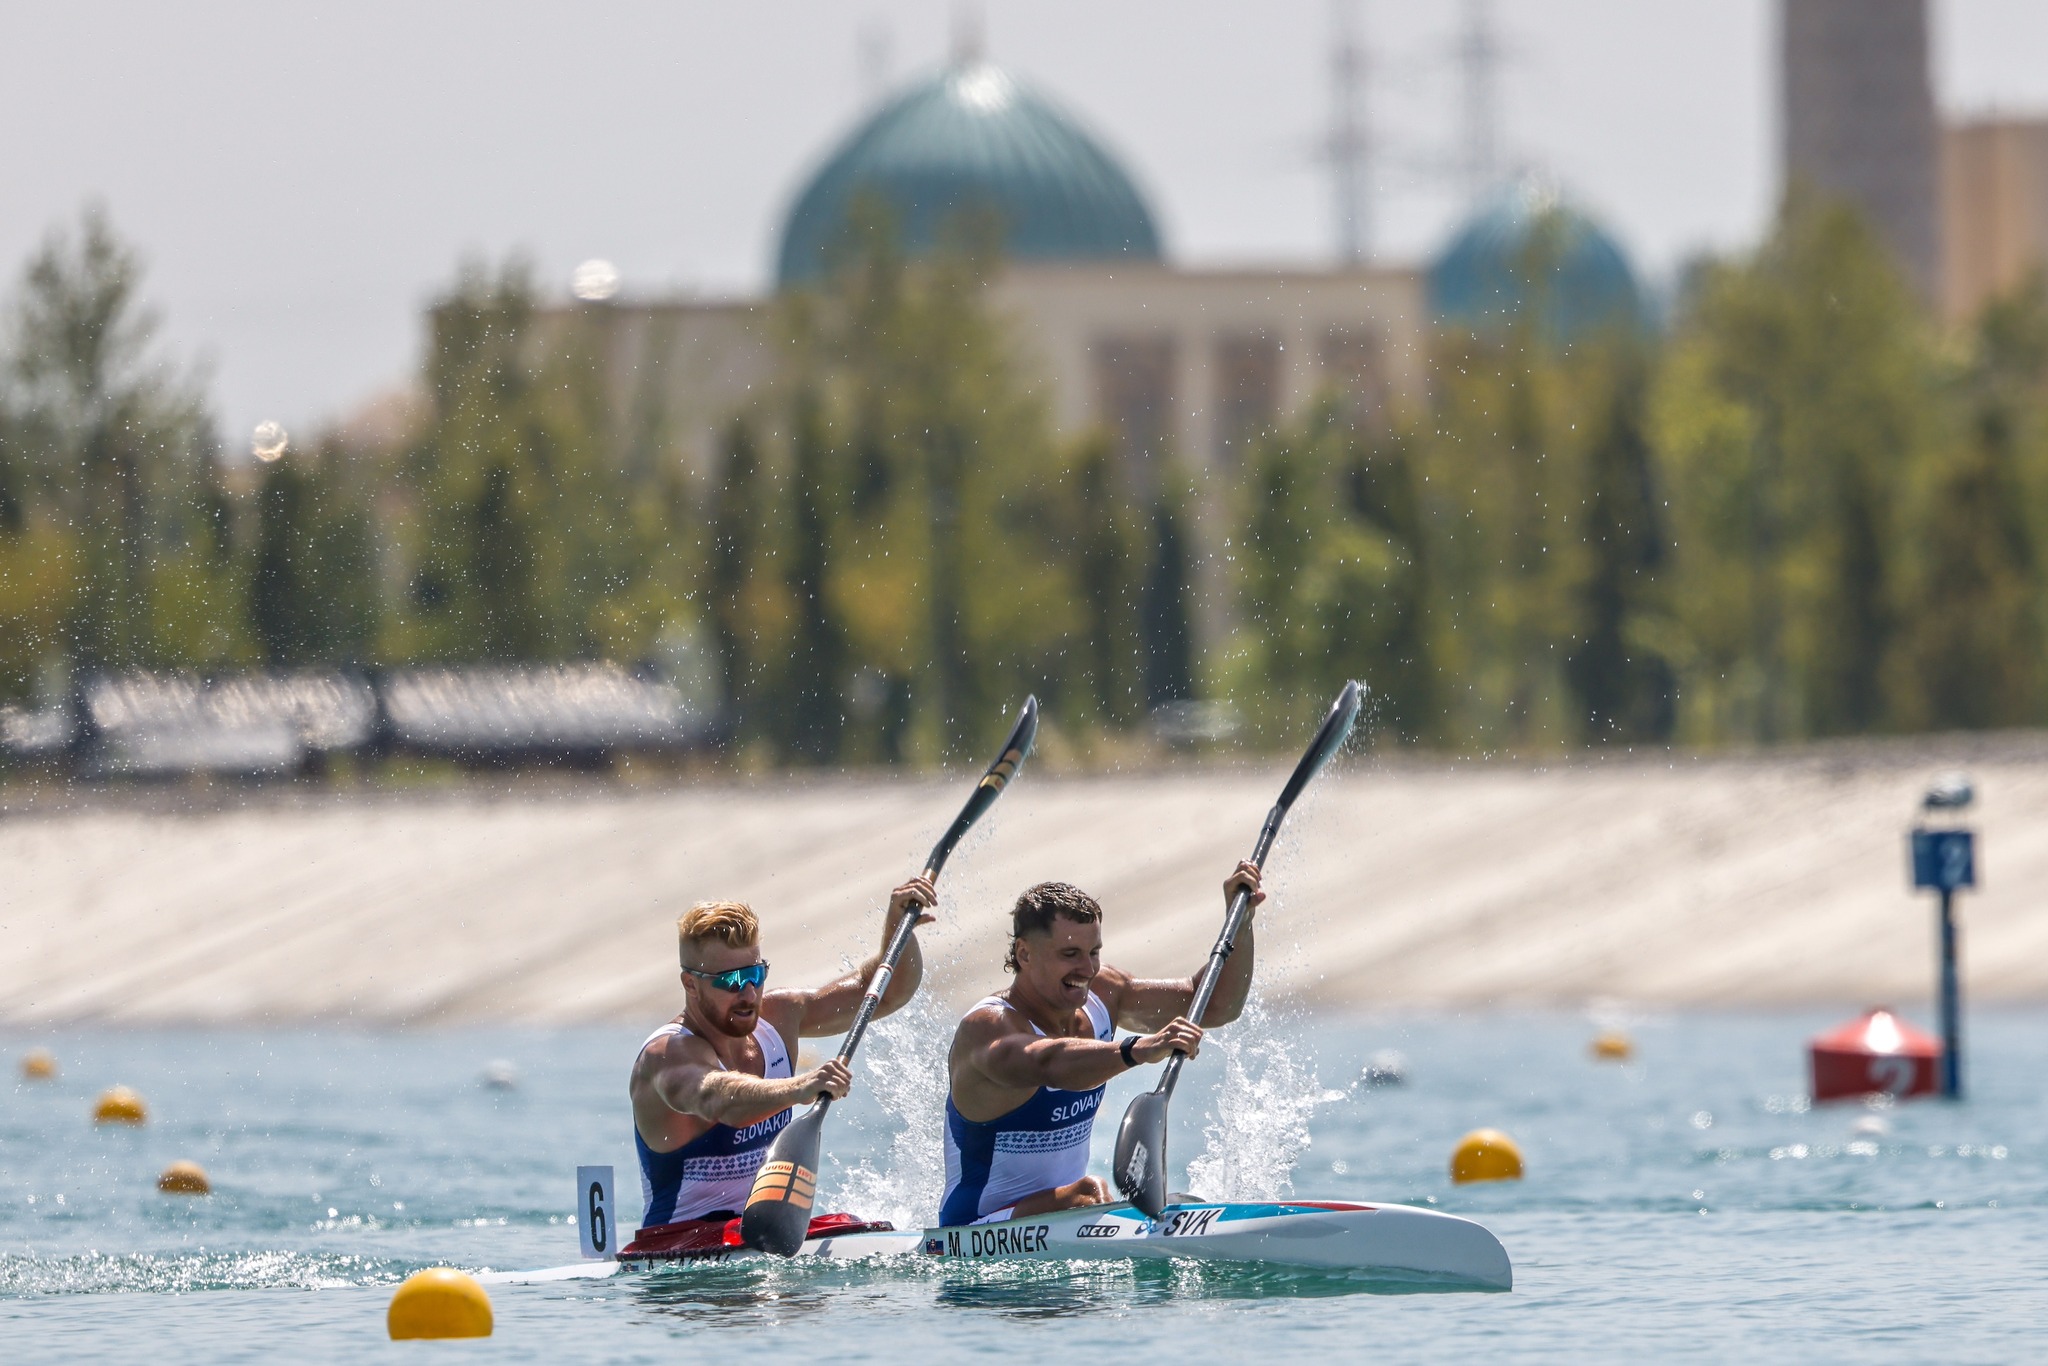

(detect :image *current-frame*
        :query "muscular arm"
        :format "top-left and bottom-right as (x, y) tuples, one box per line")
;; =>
(1097, 861), (1263, 1031)
(953, 1005), (1203, 1114)
(779, 878), (935, 1038)
(969, 1012), (1132, 1094)
(639, 1040), (841, 1130)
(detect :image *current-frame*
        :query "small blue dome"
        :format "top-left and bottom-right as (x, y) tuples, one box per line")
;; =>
(1428, 181), (1645, 338)
(776, 63), (1163, 288)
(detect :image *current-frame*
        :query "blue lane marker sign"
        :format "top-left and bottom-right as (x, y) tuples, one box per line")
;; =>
(1911, 829), (1975, 891)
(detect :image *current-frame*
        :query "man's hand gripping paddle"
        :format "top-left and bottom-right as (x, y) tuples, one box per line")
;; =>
(1112, 680), (1364, 1220)
(739, 696), (1040, 1256)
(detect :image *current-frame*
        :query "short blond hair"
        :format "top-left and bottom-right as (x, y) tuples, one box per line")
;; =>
(678, 901), (760, 969)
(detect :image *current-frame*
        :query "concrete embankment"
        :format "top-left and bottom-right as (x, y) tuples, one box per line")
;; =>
(2, 740), (2045, 1024)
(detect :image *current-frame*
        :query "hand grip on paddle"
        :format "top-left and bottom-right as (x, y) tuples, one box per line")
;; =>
(1131, 1017), (1204, 1065)
(802, 1058), (851, 1103)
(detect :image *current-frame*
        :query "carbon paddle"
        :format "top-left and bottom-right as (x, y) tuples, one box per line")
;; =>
(1112, 680), (1365, 1219)
(739, 695), (1040, 1256)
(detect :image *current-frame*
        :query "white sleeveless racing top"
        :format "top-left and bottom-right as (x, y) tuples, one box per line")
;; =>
(939, 993), (1115, 1226)
(633, 1019), (793, 1227)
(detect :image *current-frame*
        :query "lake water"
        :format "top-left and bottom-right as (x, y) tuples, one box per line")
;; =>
(3, 1004), (2043, 1362)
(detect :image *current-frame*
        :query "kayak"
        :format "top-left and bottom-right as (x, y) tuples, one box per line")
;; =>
(484, 1199), (1511, 1291)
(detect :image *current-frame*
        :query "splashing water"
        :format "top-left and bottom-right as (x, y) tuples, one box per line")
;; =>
(830, 991), (952, 1228)
(1186, 996), (1331, 1202)
(0, 1249), (400, 1296)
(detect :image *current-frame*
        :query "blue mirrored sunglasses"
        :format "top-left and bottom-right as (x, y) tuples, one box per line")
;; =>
(686, 961), (769, 993)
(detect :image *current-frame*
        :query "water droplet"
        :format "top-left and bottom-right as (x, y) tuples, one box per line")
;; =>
(252, 421), (288, 462)
(572, 259), (620, 301)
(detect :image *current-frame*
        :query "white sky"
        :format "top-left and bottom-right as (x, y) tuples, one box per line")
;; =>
(2, 1), (2045, 451)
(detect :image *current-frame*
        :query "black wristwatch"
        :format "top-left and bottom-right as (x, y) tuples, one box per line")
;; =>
(1119, 1035), (1140, 1068)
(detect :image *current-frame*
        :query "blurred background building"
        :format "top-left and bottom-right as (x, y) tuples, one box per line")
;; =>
(546, 58), (1433, 488)
(1943, 116), (2048, 324)
(1781, 0), (1941, 303)
(1782, 0), (2048, 324)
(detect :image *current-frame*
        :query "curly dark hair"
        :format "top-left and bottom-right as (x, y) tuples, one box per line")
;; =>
(1005, 881), (1103, 972)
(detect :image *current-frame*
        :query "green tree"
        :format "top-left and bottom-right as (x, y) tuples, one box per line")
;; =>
(1654, 194), (1932, 741)
(1891, 276), (2046, 728)
(786, 388), (848, 762)
(1139, 488), (1194, 710)
(393, 261), (670, 668)
(1564, 350), (1674, 742)
(1419, 325), (1577, 748)
(707, 416), (784, 747)
(3, 206), (221, 672)
(247, 443), (378, 667)
(1234, 402), (1431, 740)
(1055, 434), (1149, 728)
(1342, 424), (1437, 742)
(780, 200), (1083, 761)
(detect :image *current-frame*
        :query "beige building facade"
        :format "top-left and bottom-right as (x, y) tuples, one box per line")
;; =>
(553, 261), (1427, 495)
(1942, 117), (2048, 324)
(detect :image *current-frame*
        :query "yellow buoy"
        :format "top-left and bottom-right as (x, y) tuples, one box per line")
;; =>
(92, 1085), (148, 1125)
(1451, 1128), (1524, 1184)
(21, 1048), (57, 1080)
(157, 1160), (211, 1195)
(387, 1267), (494, 1340)
(1591, 1030), (1634, 1062)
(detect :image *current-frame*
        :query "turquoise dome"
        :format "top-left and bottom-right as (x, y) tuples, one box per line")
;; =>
(776, 62), (1163, 288)
(1429, 181), (1645, 338)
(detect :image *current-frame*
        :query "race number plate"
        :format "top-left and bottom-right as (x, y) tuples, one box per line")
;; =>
(577, 1165), (615, 1260)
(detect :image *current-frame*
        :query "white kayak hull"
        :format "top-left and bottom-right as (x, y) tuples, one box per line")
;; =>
(488, 1199), (1509, 1291)
(921, 1200), (1510, 1287)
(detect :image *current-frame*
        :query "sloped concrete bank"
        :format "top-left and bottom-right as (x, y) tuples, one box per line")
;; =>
(2, 741), (2042, 1024)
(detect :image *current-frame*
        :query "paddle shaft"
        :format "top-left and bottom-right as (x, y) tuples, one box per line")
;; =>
(1153, 804), (1283, 1101)
(1113, 682), (1363, 1217)
(805, 868), (928, 1119)
(796, 703), (1036, 1108)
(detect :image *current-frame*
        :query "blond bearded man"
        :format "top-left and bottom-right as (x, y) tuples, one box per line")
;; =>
(628, 880), (934, 1230)
(940, 862), (1262, 1225)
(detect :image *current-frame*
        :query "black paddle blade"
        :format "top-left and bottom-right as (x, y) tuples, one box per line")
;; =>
(738, 1102), (825, 1256)
(923, 695), (1040, 882)
(1113, 1088), (1170, 1219)
(1276, 680), (1366, 811)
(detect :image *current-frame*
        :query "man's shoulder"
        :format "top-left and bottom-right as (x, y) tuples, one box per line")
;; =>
(757, 994), (806, 1044)
(954, 994), (1027, 1042)
(634, 1021), (707, 1071)
(1088, 965), (1133, 1003)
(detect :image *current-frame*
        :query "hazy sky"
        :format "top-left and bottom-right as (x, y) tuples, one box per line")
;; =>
(4, 1), (2046, 451)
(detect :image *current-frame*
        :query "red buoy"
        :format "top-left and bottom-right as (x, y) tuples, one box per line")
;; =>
(1809, 1007), (1940, 1103)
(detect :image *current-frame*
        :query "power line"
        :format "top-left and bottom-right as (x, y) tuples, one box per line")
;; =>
(1327, 0), (1373, 264)
(1456, 0), (1504, 202)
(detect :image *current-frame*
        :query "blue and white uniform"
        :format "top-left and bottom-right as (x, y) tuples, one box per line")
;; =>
(633, 1019), (793, 1227)
(940, 992), (1114, 1227)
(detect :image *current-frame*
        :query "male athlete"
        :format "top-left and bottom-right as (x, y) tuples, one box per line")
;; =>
(629, 880), (934, 1233)
(940, 862), (1263, 1226)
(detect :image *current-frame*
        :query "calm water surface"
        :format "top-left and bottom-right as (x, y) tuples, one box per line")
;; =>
(3, 1007), (2043, 1362)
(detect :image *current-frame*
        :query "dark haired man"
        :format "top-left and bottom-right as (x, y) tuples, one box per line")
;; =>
(939, 863), (1263, 1226)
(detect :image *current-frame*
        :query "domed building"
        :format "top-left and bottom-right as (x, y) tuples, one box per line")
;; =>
(545, 56), (1427, 481)
(529, 57), (1433, 648)
(1429, 179), (1645, 338)
(775, 62), (1163, 287)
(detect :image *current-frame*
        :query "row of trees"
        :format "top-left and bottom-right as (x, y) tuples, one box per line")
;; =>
(1232, 192), (2048, 749)
(3, 196), (2045, 760)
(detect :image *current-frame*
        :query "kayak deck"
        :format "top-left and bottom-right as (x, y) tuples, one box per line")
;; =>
(489, 1199), (1509, 1291)
(917, 1200), (1511, 1288)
